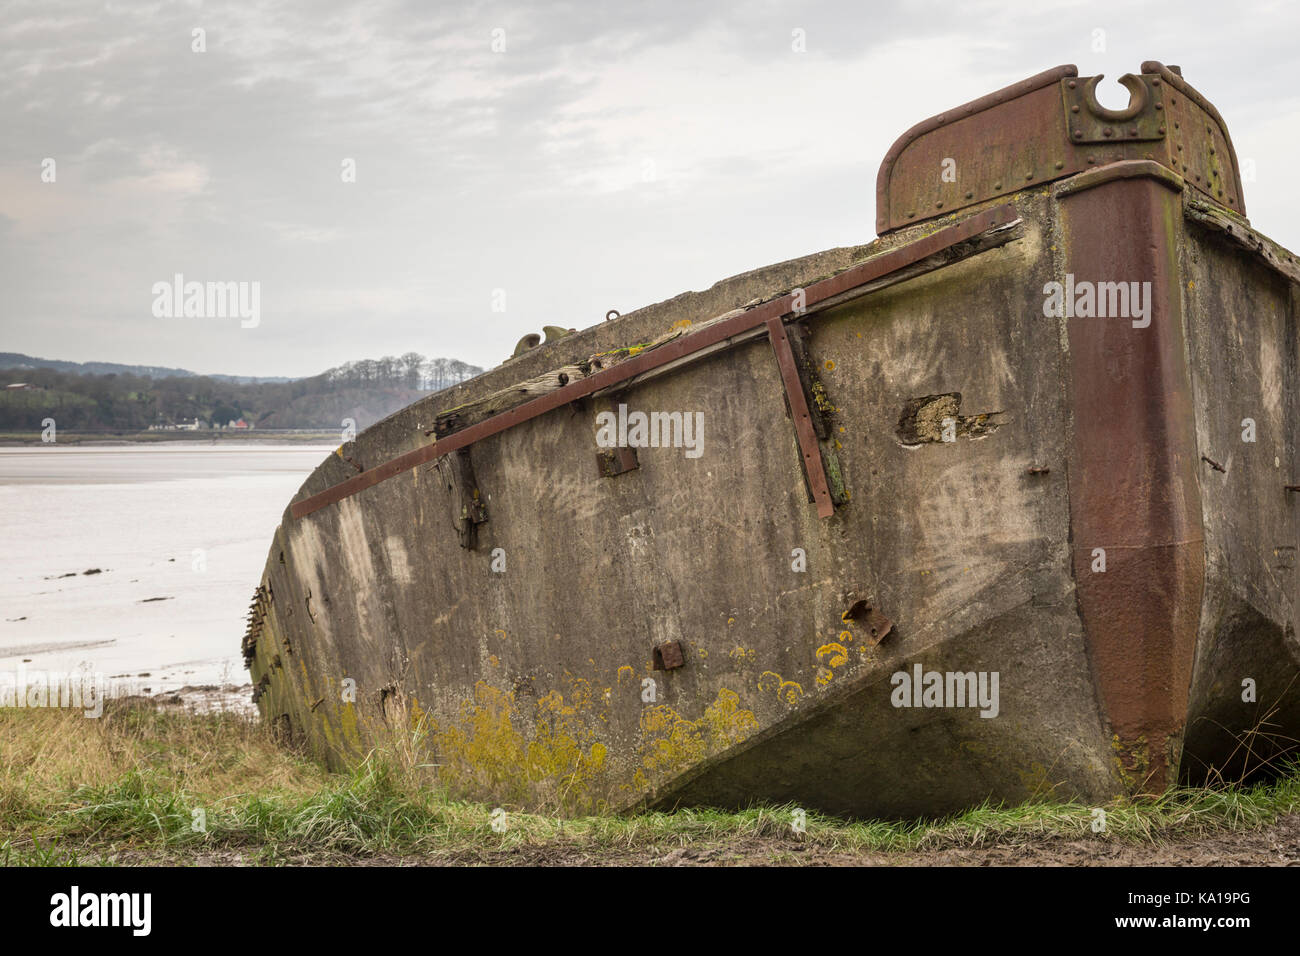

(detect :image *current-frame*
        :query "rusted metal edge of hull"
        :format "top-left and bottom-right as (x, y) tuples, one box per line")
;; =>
(1059, 163), (1202, 792)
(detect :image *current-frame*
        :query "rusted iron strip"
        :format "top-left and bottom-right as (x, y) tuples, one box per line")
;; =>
(765, 315), (834, 518)
(1060, 170), (1203, 793)
(291, 203), (1020, 519)
(593, 219), (1022, 401)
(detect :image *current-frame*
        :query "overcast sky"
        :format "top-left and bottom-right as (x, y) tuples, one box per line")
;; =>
(2, 0), (1297, 378)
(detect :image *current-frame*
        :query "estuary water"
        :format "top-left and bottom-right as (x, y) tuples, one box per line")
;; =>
(0, 443), (333, 694)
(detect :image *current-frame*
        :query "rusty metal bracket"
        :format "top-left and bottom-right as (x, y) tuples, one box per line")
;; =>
(290, 204), (1019, 520)
(652, 641), (686, 670)
(596, 445), (639, 478)
(843, 599), (893, 646)
(765, 315), (835, 518)
(1062, 74), (1165, 143)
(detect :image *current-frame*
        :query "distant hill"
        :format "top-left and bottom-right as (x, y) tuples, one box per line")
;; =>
(0, 352), (294, 384)
(0, 352), (483, 432)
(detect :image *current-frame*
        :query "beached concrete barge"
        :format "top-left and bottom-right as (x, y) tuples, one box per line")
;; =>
(245, 61), (1300, 818)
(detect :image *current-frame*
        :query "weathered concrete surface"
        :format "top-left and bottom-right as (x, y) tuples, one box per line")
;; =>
(1180, 206), (1300, 783)
(246, 70), (1300, 819)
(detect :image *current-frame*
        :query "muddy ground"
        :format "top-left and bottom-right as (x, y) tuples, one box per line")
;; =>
(143, 683), (257, 716)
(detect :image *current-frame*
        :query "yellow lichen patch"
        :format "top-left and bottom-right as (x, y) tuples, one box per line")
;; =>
(537, 689), (577, 717)
(430, 681), (611, 812)
(824, 359), (836, 371)
(699, 689), (758, 744)
(729, 646), (756, 663)
(757, 671), (782, 693)
(639, 704), (684, 737)
(488, 654), (500, 667)
(1111, 734), (1152, 792)
(810, 380), (835, 416)
(339, 701), (360, 746)
(566, 677), (594, 712)
(838, 628), (853, 643)
(816, 642), (849, 669)
(777, 681), (805, 706)
(811, 642), (852, 686)
(408, 698), (426, 731)
(434, 683), (526, 795)
(1015, 760), (1053, 796)
(671, 319), (693, 329)
(525, 719), (606, 790)
(727, 617), (736, 626)
(617, 665), (635, 684)
(633, 690), (757, 790)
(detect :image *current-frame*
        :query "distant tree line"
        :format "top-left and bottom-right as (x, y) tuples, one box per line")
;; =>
(0, 353), (483, 432)
(325, 353), (479, 392)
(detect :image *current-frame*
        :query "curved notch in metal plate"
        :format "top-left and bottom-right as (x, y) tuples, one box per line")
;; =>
(1062, 73), (1165, 143)
(876, 61), (1245, 234)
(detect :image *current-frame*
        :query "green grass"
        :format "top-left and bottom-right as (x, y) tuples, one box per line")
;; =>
(1, 705), (1297, 865)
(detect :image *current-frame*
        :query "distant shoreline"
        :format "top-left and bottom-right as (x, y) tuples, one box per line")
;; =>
(0, 431), (341, 446)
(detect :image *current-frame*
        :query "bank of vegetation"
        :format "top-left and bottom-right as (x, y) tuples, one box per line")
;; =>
(1, 704), (1296, 866)
(0, 354), (483, 433)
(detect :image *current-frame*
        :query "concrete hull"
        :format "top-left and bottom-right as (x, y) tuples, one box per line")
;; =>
(245, 67), (1300, 818)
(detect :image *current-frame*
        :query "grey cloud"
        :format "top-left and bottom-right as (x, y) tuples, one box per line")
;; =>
(0, 0), (1297, 377)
